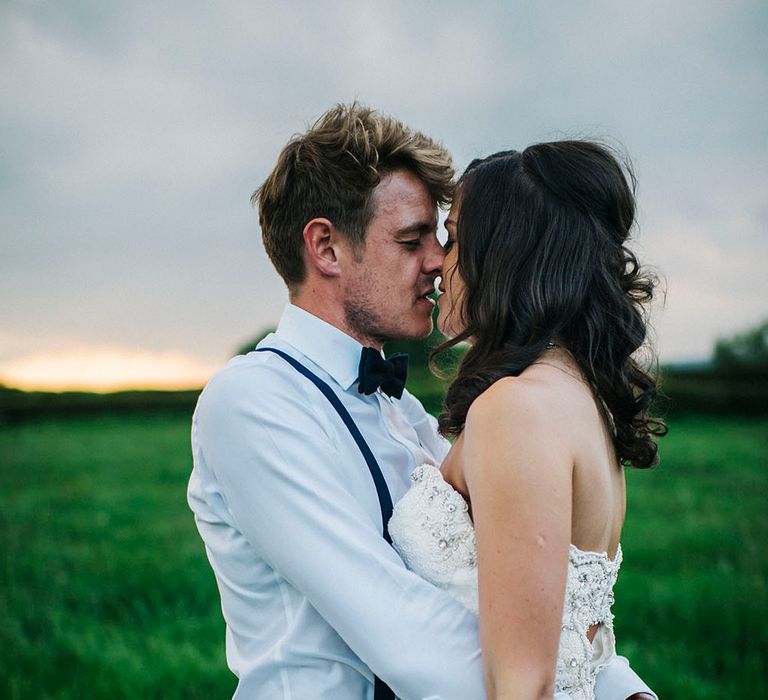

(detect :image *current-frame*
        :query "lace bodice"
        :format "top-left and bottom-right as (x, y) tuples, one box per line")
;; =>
(388, 464), (622, 700)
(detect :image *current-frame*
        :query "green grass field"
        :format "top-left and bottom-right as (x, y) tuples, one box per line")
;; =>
(1, 413), (766, 698)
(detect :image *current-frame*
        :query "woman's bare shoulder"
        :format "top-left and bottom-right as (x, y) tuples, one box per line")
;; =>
(462, 371), (575, 492)
(466, 367), (576, 429)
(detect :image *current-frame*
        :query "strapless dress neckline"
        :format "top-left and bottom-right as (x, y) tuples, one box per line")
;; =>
(388, 463), (623, 700)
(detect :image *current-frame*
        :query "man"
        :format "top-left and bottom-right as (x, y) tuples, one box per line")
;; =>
(188, 103), (656, 699)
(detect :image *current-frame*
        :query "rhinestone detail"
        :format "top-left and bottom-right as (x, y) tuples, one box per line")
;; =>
(390, 463), (622, 700)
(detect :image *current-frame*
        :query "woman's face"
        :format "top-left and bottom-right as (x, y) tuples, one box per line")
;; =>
(437, 196), (466, 338)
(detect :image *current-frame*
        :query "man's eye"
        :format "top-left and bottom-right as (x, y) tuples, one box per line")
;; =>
(401, 240), (421, 248)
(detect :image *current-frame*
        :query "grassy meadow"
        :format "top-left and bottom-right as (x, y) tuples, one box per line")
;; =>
(1, 411), (766, 698)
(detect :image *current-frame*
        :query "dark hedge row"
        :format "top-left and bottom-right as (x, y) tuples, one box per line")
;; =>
(0, 387), (201, 423)
(1, 366), (765, 423)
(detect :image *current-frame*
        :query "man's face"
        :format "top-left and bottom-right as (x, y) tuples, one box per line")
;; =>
(342, 169), (445, 345)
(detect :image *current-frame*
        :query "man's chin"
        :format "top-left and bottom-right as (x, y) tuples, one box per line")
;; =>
(414, 315), (435, 339)
(388, 319), (433, 342)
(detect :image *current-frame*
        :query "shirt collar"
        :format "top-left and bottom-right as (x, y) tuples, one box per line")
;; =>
(274, 304), (366, 391)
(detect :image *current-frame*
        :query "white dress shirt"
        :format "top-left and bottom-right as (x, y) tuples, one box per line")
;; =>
(188, 303), (655, 700)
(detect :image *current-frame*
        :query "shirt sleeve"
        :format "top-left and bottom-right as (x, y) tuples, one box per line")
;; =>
(594, 655), (657, 699)
(193, 360), (486, 700)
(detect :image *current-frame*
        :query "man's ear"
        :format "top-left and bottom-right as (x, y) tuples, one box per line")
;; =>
(303, 217), (343, 277)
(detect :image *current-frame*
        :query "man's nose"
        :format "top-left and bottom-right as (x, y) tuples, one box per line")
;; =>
(423, 236), (445, 274)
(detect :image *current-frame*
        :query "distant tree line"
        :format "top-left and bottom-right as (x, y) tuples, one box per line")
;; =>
(658, 319), (767, 415)
(713, 320), (768, 373)
(1, 319), (765, 422)
(0, 386), (200, 424)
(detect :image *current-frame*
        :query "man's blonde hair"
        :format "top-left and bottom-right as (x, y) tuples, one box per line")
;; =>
(252, 103), (454, 286)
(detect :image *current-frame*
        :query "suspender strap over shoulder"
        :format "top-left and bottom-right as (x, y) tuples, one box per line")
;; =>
(254, 347), (395, 542)
(255, 347), (397, 700)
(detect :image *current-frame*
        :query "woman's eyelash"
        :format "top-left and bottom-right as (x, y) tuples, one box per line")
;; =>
(443, 238), (455, 251)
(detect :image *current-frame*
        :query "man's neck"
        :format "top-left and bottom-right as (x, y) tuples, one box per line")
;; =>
(290, 295), (384, 351)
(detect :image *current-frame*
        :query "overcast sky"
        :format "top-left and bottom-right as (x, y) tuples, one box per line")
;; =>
(2, 0), (766, 389)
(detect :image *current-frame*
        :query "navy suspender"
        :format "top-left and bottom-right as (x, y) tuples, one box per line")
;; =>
(256, 347), (394, 541)
(255, 347), (396, 700)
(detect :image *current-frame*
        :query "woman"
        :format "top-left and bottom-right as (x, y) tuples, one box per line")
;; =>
(389, 141), (666, 699)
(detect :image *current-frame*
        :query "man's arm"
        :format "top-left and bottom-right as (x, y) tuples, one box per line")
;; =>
(595, 656), (657, 700)
(194, 361), (486, 700)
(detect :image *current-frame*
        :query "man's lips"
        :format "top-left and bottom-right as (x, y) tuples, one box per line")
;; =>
(417, 280), (441, 304)
(417, 283), (437, 298)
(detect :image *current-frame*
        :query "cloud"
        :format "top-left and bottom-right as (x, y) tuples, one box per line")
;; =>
(1, 0), (766, 388)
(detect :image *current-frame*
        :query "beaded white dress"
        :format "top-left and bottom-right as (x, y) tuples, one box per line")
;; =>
(388, 464), (622, 700)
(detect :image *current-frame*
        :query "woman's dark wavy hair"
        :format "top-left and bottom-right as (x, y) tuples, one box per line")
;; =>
(434, 141), (666, 468)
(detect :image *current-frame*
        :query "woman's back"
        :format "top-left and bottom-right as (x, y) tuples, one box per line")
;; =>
(517, 353), (627, 561)
(443, 353), (626, 559)
(389, 358), (629, 699)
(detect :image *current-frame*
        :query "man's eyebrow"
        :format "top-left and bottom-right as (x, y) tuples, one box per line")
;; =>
(395, 222), (436, 236)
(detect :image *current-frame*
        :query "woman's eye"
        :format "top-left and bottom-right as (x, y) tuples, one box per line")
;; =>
(443, 238), (455, 252)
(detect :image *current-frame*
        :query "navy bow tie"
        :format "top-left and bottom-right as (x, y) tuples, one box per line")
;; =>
(357, 347), (409, 399)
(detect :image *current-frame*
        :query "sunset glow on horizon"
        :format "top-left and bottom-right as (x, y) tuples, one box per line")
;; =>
(0, 347), (223, 393)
